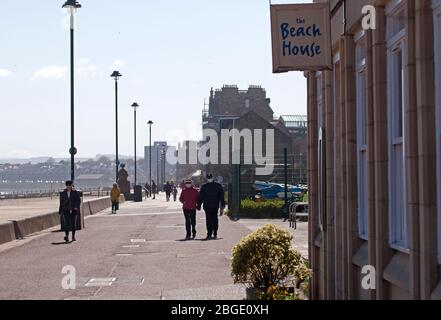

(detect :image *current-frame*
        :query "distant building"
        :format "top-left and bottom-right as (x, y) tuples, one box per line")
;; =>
(280, 115), (308, 184)
(203, 85), (274, 132)
(144, 142), (176, 187)
(175, 140), (204, 183)
(198, 85), (307, 191)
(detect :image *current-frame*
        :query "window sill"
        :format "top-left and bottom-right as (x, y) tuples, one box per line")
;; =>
(389, 243), (410, 255)
(359, 234), (368, 241)
(383, 251), (410, 292)
(432, 279), (441, 300)
(353, 241), (369, 268)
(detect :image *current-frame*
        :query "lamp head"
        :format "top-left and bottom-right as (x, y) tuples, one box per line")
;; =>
(131, 102), (139, 110)
(110, 71), (122, 80)
(62, 0), (82, 14)
(148, 120), (153, 125)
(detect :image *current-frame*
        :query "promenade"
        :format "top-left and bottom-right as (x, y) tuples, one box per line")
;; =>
(0, 193), (307, 300)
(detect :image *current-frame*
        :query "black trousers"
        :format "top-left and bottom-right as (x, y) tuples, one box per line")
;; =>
(205, 208), (219, 237)
(112, 201), (119, 211)
(61, 213), (78, 235)
(183, 209), (197, 237)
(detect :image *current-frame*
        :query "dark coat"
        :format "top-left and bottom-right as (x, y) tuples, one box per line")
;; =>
(197, 182), (226, 210)
(164, 183), (172, 193)
(59, 190), (81, 232)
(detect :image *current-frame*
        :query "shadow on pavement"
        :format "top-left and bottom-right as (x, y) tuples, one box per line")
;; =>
(51, 242), (71, 246)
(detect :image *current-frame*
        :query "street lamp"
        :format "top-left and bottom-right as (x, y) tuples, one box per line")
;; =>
(156, 147), (159, 188)
(161, 146), (166, 186)
(131, 103), (139, 187)
(147, 121), (153, 190)
(111, 71), (122, 182)
(62, 0), (82, 182)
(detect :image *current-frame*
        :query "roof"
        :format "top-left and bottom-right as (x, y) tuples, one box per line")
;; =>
(233, 111), (293, 140)
(280, 115), (308, 122)
(280, 115), (308, 128)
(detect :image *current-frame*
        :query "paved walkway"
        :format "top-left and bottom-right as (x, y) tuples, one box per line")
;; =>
(0, 193), (308, 300)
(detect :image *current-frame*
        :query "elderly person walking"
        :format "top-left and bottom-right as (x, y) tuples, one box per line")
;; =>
(111, 183), (121, 214)
(179, 179), (200, 240)
(197, 174), (225, 240)
(59, 181), (81, 243)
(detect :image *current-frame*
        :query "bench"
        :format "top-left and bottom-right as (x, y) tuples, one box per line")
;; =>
(289, 202), (309, 229)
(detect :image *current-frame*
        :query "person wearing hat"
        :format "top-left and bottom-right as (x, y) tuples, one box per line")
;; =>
(59, 180), (81, 243)
(179, 179), (200, 240)
(197, 174), (226, 240)
(111, 183), (121, 214)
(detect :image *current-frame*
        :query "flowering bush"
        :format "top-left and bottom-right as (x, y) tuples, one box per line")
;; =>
(231, 224), (311, 300)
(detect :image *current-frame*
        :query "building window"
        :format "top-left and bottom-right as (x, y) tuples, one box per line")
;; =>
(387, 1), (408, 251)
(433, 0), (441, 264)
(355, 31), (368, 239)
(245, 99), (250, 109)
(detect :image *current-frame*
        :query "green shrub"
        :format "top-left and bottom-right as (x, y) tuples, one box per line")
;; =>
(231, 224), (303, 293)
(237, 199), (285, 219)
(302, 193), (309, 203)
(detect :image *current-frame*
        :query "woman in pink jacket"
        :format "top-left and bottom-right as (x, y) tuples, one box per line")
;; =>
(179, 179), (200, 240)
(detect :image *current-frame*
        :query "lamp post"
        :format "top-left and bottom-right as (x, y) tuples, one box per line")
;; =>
(62, 0), (81, 182)
(111, 71), (122, 183)
(148, 121), (153, 189)
(156, 147), (159, 188)
(162, 146), (166, 185)
(131, 103), (139, 187)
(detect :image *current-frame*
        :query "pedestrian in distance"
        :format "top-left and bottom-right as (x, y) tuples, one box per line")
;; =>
(172, 185), (178, 202)
(179, 179), (199, 240)
(164, 181), (172, 202)
(144, 182), (151, 198)
(151, 180), (157, 199)
(111, 183), (121, 214)
(197, 174), (226, 240)
(59, 180), (81, 243)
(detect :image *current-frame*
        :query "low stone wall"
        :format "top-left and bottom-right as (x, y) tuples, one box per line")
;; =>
(0, 222), (16, 246)
(0, 195), (125, 245)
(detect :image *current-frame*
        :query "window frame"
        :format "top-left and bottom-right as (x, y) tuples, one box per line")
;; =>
(355, 31), (369, 240)
(386, 1), (409, 252)
(432, 0), (441, 264)
(332, 51), (341, 299)
(316, 71), (324, 231)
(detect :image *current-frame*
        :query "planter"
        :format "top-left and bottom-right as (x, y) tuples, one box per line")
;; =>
(246, 288), (258, 300)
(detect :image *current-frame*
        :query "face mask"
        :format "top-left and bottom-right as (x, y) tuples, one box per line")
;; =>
(186, 184), (192, 188)
(207, 179), (214, 183)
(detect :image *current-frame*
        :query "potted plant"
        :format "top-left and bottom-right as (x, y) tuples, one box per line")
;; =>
(231, 224), (311, 300)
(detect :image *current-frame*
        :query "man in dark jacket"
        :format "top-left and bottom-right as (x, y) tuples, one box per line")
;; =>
(164, 181), (172, 202)
(59, 181), (81, 243)
(197, 174), (226, 240)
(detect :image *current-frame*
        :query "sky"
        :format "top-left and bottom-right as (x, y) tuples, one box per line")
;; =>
(0, 0), (310, 159)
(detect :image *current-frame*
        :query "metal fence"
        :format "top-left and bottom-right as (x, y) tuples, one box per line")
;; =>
(228, 151), (307, 214)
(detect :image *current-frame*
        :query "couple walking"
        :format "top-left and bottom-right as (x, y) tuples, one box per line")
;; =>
(179, 174), (225, 240)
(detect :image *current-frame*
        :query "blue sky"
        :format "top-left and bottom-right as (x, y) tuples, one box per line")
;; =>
(0, 0), (309, 159)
